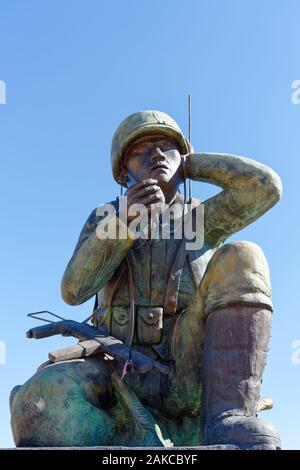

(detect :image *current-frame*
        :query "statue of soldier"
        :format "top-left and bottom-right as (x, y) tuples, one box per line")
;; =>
(10, 111), (282, 449)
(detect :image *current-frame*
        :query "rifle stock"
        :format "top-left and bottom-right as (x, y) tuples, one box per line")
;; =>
(27, 320), (170, 375)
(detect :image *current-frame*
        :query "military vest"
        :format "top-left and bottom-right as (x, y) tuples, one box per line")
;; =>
(93, 195), (215, 348)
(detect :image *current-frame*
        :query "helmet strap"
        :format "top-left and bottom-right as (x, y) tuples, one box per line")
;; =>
(119, 167), (128, 196)
(183, 178), (187, 206)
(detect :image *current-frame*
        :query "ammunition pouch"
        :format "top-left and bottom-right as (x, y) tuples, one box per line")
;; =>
(109, 305), (163, 345)
(137, 307), (163, 345)
(111, 306), (130, 344)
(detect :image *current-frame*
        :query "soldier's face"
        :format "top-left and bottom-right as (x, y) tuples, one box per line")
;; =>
(124, 134), (183, 186)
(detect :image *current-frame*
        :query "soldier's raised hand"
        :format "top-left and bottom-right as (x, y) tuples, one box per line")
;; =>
(124, 179), (165, 223)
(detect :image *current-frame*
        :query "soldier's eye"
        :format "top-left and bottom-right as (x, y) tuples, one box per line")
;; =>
(160, 143), (173, 151)
(133, 144), (150, 154)
(163, 145), (172, 151)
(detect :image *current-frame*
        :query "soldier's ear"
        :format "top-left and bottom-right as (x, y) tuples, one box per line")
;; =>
(119, 167), (129, 187)
(126, 171), (138, 188)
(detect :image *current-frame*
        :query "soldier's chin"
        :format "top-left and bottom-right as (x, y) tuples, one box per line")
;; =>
(151, 170), (170, 183)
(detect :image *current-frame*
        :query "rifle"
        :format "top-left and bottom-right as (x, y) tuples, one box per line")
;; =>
(26, 311), (170, 375)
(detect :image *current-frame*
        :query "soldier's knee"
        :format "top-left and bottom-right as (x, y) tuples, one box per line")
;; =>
(9, 385), (21, 412)
(10, 359), (113, 446)
(212, 241), (270, 277)
(11, 367), (59, 445)
(200, 240), (273, 315)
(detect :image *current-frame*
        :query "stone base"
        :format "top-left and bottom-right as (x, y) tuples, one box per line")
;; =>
(5, 445), (237, 450)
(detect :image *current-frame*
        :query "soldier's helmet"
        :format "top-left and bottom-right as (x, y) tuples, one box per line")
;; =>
(111, 110), (191, 185)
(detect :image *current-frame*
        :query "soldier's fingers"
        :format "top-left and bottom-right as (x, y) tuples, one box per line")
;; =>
(136, 193), (164, 206)
(141, 178), (158, 186)
(126, 186), (161, 205)
(126, 179), (158, 193)
(131, 185), (161, 199)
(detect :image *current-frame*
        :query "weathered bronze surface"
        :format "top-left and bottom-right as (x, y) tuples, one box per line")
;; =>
(10, 110), (282, 449)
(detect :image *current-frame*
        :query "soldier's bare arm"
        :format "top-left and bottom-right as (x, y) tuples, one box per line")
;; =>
(185, 153), (282, 246)
(61, 207), (135, 305)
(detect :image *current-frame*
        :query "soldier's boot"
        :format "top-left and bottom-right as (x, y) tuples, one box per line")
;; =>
(200, 241), (281, 449)
(202, 305), (281, 449)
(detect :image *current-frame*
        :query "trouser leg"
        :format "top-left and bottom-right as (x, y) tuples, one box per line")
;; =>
(166, 291), (205, 417)
(200, 241), (281, 449)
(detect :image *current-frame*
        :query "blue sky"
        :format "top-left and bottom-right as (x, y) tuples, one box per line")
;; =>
(0, 0), (299, 449)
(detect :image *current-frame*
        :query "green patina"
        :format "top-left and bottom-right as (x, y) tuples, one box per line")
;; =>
(10, 111), (282, 448)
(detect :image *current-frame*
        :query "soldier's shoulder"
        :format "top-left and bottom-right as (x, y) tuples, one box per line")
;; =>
(88, 199), (119, 222)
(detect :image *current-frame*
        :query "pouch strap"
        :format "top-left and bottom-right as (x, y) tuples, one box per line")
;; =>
(163, 237), (187, 315)
(125, 250), (136, 347)
(93, 263), (126, 329)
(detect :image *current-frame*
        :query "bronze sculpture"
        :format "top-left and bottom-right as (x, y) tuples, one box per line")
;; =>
(10, 110), (282, 449)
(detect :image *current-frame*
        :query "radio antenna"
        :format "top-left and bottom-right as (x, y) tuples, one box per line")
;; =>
(188, 93), (192, 202)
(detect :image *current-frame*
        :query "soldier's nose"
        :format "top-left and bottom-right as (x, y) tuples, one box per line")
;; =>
(151, 147), (166, 162)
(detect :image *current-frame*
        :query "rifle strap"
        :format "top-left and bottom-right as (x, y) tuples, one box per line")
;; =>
(92, 263), (126, 329)
(125, 250), (136, 347)
(93, 254), (135, 348)
(163, 237), (187, 315)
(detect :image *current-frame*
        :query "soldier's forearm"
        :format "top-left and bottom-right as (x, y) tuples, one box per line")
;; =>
(186, 152), (282, 195)
(185, 153), (282, 246)
(61, 215), (135, 305)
